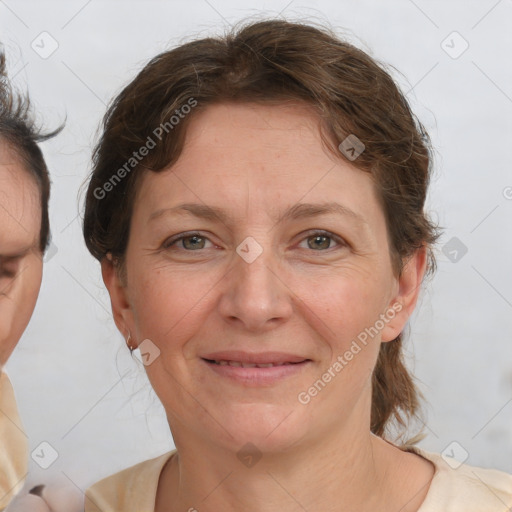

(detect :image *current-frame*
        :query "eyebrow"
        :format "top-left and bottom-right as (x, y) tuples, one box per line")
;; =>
(148, 201), (368, 227)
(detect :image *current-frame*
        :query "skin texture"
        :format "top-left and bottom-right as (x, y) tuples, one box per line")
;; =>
(102, 102), (434, 512)
(0, 142), (43, 366)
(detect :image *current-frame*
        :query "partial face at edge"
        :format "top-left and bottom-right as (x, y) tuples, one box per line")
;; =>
(0, 142), (43, 366)
(103, 102), (425, 452)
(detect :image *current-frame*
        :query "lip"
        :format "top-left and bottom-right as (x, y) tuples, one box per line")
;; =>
(201, 351), (312, 386)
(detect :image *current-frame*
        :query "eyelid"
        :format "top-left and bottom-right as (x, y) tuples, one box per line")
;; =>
(0, 263), (19, 278)
(0, 248), (30, 260)
(0, 251), (27, 276)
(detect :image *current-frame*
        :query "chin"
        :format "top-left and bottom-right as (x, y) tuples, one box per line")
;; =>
(215, 402), (307, 454)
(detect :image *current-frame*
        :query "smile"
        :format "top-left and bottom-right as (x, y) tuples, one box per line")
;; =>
(206, 359), (302, 368)
(201, 355), (311, 386)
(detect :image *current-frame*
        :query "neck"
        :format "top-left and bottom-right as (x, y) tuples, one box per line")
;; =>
(157, 423), (407, 512)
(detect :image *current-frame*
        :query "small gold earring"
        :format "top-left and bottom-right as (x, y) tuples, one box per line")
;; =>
(126, 331), (136, 352)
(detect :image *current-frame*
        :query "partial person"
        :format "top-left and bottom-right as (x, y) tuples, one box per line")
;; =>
(0, 49), (53, 511)
(0, 50), (81, 512)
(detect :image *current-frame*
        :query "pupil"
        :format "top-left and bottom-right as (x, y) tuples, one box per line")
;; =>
(185, 236), (203, 249)
(310, 235), (329, 250)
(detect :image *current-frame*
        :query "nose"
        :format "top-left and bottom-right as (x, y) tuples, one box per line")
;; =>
(217, 244), (293, 332)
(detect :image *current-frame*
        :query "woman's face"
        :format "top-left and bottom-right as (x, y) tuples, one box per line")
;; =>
(104, 103), (425, 452)
(0, 143), (43, 366)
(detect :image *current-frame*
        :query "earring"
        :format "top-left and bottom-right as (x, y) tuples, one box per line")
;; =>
(126, 331), (136, 353)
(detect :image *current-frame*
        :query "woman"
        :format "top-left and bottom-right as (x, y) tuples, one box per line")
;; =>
(83, 20), (512, 511)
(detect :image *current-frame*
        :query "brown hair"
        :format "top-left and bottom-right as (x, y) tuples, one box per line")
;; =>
(83, 19), (440, 440)
(0, 51), (61, 252)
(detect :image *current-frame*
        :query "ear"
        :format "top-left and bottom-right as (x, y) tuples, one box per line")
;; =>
(101, 255), (137, 347)
(381, 245), (428, 343)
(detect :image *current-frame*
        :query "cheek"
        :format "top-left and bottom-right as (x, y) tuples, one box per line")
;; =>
(14, 260), (43, 330)
(129, 265), (214, 345)
(0, 300), (17, 362)
(294, 277), (384, 414)
(0, 259), (42, 361)
(299, 269), (389, 344)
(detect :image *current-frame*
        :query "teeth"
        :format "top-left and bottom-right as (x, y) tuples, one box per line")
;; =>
(212, 360), (294, 368)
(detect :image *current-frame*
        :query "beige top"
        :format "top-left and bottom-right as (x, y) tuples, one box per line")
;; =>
(0, 371), (28, 511)
(85, 444), (512, 512)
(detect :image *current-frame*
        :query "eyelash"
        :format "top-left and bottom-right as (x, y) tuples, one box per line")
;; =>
(162, 230), (346, 252)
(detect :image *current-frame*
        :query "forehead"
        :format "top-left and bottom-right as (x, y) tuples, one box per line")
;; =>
(0, 143), (41, 253)
(181, 101), (332, 164)
(136, 102), (382, 227)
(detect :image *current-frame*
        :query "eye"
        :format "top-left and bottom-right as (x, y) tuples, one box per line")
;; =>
(0, 260), (19, 289)
(298, 230), (346, 251)
(162, 232), (215, 251)
(0, 268), (17, 278)
(160, 230), (346, 253)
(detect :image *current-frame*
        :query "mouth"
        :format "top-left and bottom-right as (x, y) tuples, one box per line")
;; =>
(200, 351), (312, 386)
(203, 359), (304, 368)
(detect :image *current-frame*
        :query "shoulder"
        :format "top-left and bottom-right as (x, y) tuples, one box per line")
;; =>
(404, 445), (512, 511)
(85, 450), (175, 512)
(0, 369), (28, 510)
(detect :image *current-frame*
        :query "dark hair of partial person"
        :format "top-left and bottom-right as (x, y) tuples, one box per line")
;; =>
(82, 19), (441, 442)
(0, 50), (63, 252)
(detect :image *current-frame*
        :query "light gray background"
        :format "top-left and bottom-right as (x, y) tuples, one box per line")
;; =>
(1, 0), (511, 493)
